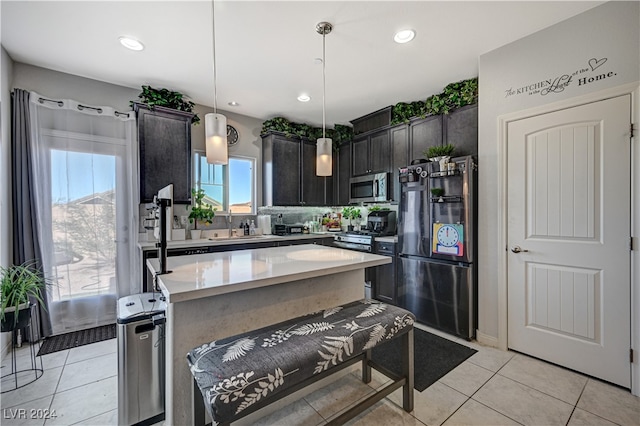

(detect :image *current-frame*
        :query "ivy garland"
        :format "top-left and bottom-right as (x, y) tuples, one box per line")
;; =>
(391, 77), (478, 125)
(261, 77), (477, 144)
(260, 118), (353, 152)
(132, 85), (200, 125)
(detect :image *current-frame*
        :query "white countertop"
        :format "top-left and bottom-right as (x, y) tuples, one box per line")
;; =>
(147, 244), (390, 303)
(138, 232), (334, 251)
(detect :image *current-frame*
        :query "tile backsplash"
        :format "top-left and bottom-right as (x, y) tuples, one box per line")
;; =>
(138, 203), (398, 239)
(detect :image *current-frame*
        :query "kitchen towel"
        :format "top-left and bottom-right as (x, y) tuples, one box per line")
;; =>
(258, 215), (271, 234)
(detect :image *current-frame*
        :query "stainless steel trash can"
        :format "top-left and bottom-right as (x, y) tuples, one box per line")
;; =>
(117, 292), (167, 426)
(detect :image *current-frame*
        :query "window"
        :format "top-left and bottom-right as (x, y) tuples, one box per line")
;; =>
(193, 151), (256, 214)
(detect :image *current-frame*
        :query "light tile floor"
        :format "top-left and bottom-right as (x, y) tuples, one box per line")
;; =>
(1, 324), (639, 426)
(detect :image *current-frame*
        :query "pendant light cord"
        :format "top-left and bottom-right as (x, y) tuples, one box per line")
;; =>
(322, 31), (326, 139)
(211, 0), (218, 114)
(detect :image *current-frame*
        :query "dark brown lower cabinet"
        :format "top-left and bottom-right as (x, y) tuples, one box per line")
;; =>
(372, 241), (397, 304)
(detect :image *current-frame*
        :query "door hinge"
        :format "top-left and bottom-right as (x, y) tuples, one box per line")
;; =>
(631, 348), (635, 363)
(631, 237), (634, 251)
(631, 123), (635, 138)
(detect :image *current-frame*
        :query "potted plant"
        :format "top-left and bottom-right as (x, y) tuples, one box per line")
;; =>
(342, 206), (362, 232)
(1, 261), (50, 332)
(132, 85), (200, 125)
(188, 188), (216, 240)
(430, 187), (445, 203)
(424, 144), (455, 172)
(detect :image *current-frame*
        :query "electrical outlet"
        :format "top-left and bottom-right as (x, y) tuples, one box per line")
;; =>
(180, 216), (188, 226)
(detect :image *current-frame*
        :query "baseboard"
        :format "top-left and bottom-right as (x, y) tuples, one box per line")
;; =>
(475, 329), (499, 348)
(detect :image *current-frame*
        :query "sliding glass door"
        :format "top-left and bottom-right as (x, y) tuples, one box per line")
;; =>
(44, 132), (126, 334)
(28, 93), (139, 336)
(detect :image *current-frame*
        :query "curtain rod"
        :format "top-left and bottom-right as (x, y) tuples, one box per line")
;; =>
(37, 96), (131, 118)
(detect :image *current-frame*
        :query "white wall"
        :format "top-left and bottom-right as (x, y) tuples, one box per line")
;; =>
(477, 1), (640, 341)
(1, 46), (15, 358)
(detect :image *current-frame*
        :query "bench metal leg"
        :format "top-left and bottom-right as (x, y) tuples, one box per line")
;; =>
(401, 328), (414, 412)
(193, 378), (206, 426)
(362, 349), (372, 384)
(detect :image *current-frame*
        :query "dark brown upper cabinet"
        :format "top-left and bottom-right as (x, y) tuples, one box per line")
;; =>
(352, 128), (391, 177)
(409, 115), (442, 164)
(134, 103), (194, 204)
(262, 132), (332, 206)
(443, 104), (478, 157)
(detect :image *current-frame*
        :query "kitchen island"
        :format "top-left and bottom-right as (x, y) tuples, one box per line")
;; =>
(147, 244), (391, 425)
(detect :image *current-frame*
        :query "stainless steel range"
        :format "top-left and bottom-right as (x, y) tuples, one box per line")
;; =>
(333, 232), (374, 252)
(332, 210), (396, 253)
(333, 211), (397, 299)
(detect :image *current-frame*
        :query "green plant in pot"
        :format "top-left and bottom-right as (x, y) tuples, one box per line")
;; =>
(1, 261), (50, 332)
(342, 206), (362, 231)
(188, 188), (216, 240)
(132, 85), (200, 125)
(425, 144), (455, 172)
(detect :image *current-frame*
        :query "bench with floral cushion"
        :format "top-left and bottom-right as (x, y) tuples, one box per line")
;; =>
(187, 299), (415, 426)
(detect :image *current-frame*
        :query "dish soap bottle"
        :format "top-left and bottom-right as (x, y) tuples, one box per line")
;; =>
(244, 221), (250, 236)
(249, 220), (256, 236)
(238, 221), (244, 237)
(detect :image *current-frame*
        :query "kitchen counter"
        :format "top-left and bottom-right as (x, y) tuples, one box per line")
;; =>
(147, 244), (389, 303)
(138, 232), (334, 251)
(146, 244), (390, 425)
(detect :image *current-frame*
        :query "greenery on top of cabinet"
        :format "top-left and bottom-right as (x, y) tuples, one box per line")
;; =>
(132, 85), (200, 125)
(391, 77), (478, 125)
(261, 117), (353, 151)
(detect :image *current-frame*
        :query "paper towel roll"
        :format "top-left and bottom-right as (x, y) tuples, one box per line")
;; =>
(258, 215), (272, 234)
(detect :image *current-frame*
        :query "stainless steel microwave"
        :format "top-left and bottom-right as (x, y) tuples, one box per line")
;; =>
(349, 172), (390, 203)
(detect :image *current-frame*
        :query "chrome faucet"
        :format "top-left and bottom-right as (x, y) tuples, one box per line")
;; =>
(227, 210), (234, 237)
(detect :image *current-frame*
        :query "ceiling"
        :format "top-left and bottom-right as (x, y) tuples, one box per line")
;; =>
(2, 1), (603, 127)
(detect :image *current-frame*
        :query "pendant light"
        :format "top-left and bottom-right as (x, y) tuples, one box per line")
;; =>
(316, 22), (332, 177)
(205, 0), (228, 165)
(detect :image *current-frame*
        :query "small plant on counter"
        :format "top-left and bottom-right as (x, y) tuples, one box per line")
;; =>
(132, 85), (200, 125)
(188, 188), (216, 230)
(425, 144), (455, 160)
(342, 207), (362, 231)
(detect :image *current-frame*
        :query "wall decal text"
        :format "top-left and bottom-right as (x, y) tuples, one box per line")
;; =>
(504, 57), (617, 99)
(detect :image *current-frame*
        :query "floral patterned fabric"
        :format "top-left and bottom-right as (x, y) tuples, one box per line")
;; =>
(187, 299), (415, 425)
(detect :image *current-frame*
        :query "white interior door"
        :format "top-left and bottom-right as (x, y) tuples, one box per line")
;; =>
(507, 95), (631, 388)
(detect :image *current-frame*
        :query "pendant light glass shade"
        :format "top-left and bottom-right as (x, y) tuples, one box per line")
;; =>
(316, 137), (332, 176)
(205, 112), (228, 165)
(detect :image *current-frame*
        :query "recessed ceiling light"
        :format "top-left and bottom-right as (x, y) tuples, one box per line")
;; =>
(119, 36), (144, 51)
(394, 29), (415, 44)
(297, 94), (311, 102)
(228, 101), (240, 107)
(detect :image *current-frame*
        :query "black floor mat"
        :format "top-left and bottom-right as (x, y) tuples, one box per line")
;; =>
(371, 328), (477, 392)
(37, 324), (116, 356)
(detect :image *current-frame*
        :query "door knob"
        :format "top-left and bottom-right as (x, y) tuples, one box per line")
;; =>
(511, 246), (529, 253)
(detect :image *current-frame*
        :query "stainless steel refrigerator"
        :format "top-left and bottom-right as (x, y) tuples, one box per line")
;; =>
(397, 155), (477, 339)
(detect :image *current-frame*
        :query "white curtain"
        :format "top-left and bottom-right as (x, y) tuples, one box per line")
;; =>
(29, 92), (139, 334)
